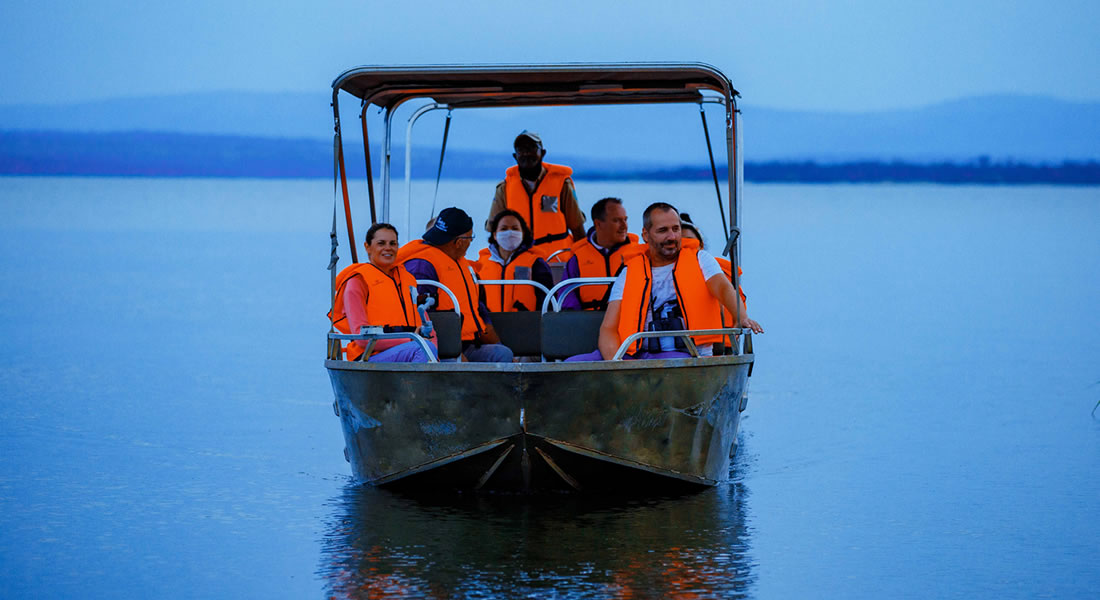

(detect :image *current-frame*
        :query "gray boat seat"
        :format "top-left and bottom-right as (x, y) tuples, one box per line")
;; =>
(488, 311), (542, 357)
(549, 262), (567, 285)
(541, 310), (605, 360)
(427, 311), (463, 359)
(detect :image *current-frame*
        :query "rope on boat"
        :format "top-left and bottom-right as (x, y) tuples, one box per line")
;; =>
(329, 128), (343, 359)
(360, 101), (378, 225)
(699, 103), (730, 245)
(430, 108), (453, 219)
(335, 113), (358, 264)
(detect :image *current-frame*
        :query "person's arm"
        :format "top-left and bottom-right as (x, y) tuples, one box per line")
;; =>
(705, 273), (763, 334)
(476, 300), (503, 344)
(598, 299), (623, 360)
(485, 182), (508, 232)
(403, 258), (439, 301)
(560, 178), (586, 240)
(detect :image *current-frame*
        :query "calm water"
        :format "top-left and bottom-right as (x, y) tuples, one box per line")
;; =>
(1, 177), (1097, 598)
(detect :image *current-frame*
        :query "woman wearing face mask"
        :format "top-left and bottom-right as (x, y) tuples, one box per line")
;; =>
(474, 210), (554, 312)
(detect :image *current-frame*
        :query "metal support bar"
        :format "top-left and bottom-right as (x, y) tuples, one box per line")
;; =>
(612, 327), (754, 361)
(414, 279), (462, 314)
(328, 330), (439, 362)
(475, 279), (552, 297)
(404, 103), (449, 237)
(541, 277), (618, 313)
(382, 107), (395, 223)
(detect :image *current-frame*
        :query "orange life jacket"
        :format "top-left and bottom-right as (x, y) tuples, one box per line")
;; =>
(329, 262), (422, 360)
(568, 232), (640, 310)
(616, 245), (724, 355)
(474, 247), (547, 312)
(398, 240), (486, 341)
(504, 162), (573, 256)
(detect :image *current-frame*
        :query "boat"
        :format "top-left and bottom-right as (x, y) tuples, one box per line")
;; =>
(325, 63), (757, 493)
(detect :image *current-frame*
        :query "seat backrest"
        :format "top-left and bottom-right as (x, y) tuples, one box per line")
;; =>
(427, 311), (463, 359)
(488, 311), (542, 357)
(549, 262), (567, 285)
(540, 310), (606, 360)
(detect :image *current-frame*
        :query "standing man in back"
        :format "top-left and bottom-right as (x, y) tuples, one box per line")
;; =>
(486, 131), (586, 259)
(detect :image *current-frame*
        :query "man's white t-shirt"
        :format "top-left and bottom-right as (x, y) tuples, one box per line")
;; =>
(608, 249), (724, 353)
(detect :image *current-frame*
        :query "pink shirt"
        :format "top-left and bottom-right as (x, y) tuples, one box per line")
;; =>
(344, 273), (436, 355)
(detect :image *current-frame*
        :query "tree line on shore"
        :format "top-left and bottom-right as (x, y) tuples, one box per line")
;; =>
(2, 130), (1098, 184)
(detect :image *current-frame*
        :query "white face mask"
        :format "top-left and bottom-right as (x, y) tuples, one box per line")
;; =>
(496, 230), (523, 252)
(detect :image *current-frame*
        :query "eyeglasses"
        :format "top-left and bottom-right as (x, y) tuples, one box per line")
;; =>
(455, 235), (475, 242)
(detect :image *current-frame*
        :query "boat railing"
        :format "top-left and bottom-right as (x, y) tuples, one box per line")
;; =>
(475, 279), (552, 297)
(541, 277), (618, 313)
(414, 279), (462, 314)
(546, 248), (571, 262)
(328, 329), (440, 363)
(612, 328), (754, 361)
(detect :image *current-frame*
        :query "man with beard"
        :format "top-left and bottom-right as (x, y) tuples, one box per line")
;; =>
(566, 202), (763, 361)
(485, 131), (586, 258)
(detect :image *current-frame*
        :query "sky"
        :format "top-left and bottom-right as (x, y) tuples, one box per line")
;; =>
(2, 0), (1099, 111)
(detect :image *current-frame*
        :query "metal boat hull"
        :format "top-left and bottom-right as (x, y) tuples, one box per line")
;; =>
(326, 355), (753, 492)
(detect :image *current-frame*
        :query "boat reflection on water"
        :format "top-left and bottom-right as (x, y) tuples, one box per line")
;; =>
(318, 469), (755, 598)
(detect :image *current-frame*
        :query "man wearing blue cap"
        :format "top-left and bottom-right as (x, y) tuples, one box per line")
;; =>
(400, 207), (514, 363)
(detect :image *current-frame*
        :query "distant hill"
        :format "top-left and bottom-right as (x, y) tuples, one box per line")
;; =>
(1, 92), (1098, 163)
(3, 130), (1097, 184)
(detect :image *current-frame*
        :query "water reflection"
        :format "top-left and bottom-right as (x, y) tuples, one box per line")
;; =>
(319, 476), (755, 599)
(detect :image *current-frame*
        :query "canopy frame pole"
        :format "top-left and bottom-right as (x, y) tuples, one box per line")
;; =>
(699, 101), (729, 244)
(357, 101), (378, 226)
(332, 91), (358, 263)
(431, 108), (454, 219)
(726, 94), (742, 315)
(382, 106), (395, 223)
(404, 102), (449, 238)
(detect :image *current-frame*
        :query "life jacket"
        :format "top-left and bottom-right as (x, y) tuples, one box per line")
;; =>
(504, 162), (573, 256)
(474, 246), (547, 312)
(329, 262), (422, 361)
(616, 244), (724, 356)
(568, 231), (640, 310)
(398, 240), (486, 341)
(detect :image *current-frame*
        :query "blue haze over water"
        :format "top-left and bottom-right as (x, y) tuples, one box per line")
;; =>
(0, 177), (1097, 598)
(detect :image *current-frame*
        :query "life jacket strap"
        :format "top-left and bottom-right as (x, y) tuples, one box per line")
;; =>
(532, 231), (570, 246)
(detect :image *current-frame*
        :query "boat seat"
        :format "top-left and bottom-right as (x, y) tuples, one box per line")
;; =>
(427, 311), (463, 359)
(540, 310), (605, 360)
(488, 311), (542, 357)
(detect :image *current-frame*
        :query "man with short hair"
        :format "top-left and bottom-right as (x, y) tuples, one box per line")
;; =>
(399, 207), (514, 362)
(567, 202), (763, 361)
(485, 131), (586, 258)
(559, 197), (639, 310)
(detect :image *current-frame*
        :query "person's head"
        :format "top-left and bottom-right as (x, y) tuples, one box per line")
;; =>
(591, 197), (628, 247)
(641, 202), (681, 264)
(488, 209), (532, 255)
(423, 207), (475, 259)
(679, 213), (703, 248)
(512, 130), (546, 178)
(364, 223), (399, 271)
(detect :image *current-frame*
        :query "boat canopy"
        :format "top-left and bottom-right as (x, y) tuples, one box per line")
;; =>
(332, 63), (738, 109)
(327, 62), (743, 283)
